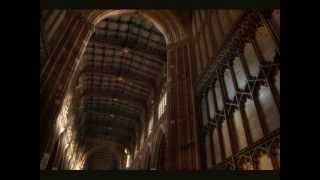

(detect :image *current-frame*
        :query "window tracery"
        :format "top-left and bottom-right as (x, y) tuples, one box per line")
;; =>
(198, 10), (280, 170)
(158, 92), (167, 120)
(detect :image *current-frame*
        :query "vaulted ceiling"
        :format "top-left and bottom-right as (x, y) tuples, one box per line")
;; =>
(77, 12), (167, 147)
(40, 9), (188, 169)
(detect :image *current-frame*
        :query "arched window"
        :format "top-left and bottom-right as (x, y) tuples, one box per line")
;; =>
(255, 25), (277, 62)
(221, 120), (232, 158)
(258, 86), (280, 132)
(244, 43), (260, 77)
(215, 80), (224, 111)
(233, 57), (247, 90)
(233, 110), (248, 150)
(56, 94), (72, 135)
(134, 143), (138, 158)
(245, 99), (263, 142)
(158, 92), (167, 119)
(125, 148), (131, 168)
(147, 115), (154, 136)
(224, 69), (236, 100)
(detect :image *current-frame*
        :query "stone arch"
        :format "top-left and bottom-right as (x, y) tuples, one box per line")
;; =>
(84, 10), (187, 44)
(83, 143), (120, 170)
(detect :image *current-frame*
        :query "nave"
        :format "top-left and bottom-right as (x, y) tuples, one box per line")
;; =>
(40, 9), (280, 170)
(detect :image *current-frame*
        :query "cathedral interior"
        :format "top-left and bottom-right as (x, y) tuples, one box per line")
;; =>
(40, 9), (280, 170)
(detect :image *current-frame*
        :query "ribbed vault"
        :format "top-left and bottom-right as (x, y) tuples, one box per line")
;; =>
(40, 9), (187, 170)
(75, 11), (182, 168)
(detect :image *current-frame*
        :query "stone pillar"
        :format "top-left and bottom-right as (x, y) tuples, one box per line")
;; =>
(166, 39), (201, 170)
(40, 13), (94, 162)
(166, 45), (178, 170)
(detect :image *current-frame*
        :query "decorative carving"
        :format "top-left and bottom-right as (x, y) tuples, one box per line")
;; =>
(196, 10), (261, 95)
(212, 130), (279, 170)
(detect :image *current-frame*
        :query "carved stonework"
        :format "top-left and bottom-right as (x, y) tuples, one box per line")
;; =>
(196, 10), (262, 95)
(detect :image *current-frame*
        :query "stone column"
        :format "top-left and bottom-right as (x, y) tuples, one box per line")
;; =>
(40, 13), (94, 161)
(166, 39), (201, 170)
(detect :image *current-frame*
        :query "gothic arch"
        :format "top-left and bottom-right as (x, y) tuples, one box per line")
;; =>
(67, 10), (188, 69)
(84, 144), (120, 170)
(82, 10), (187, 44)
